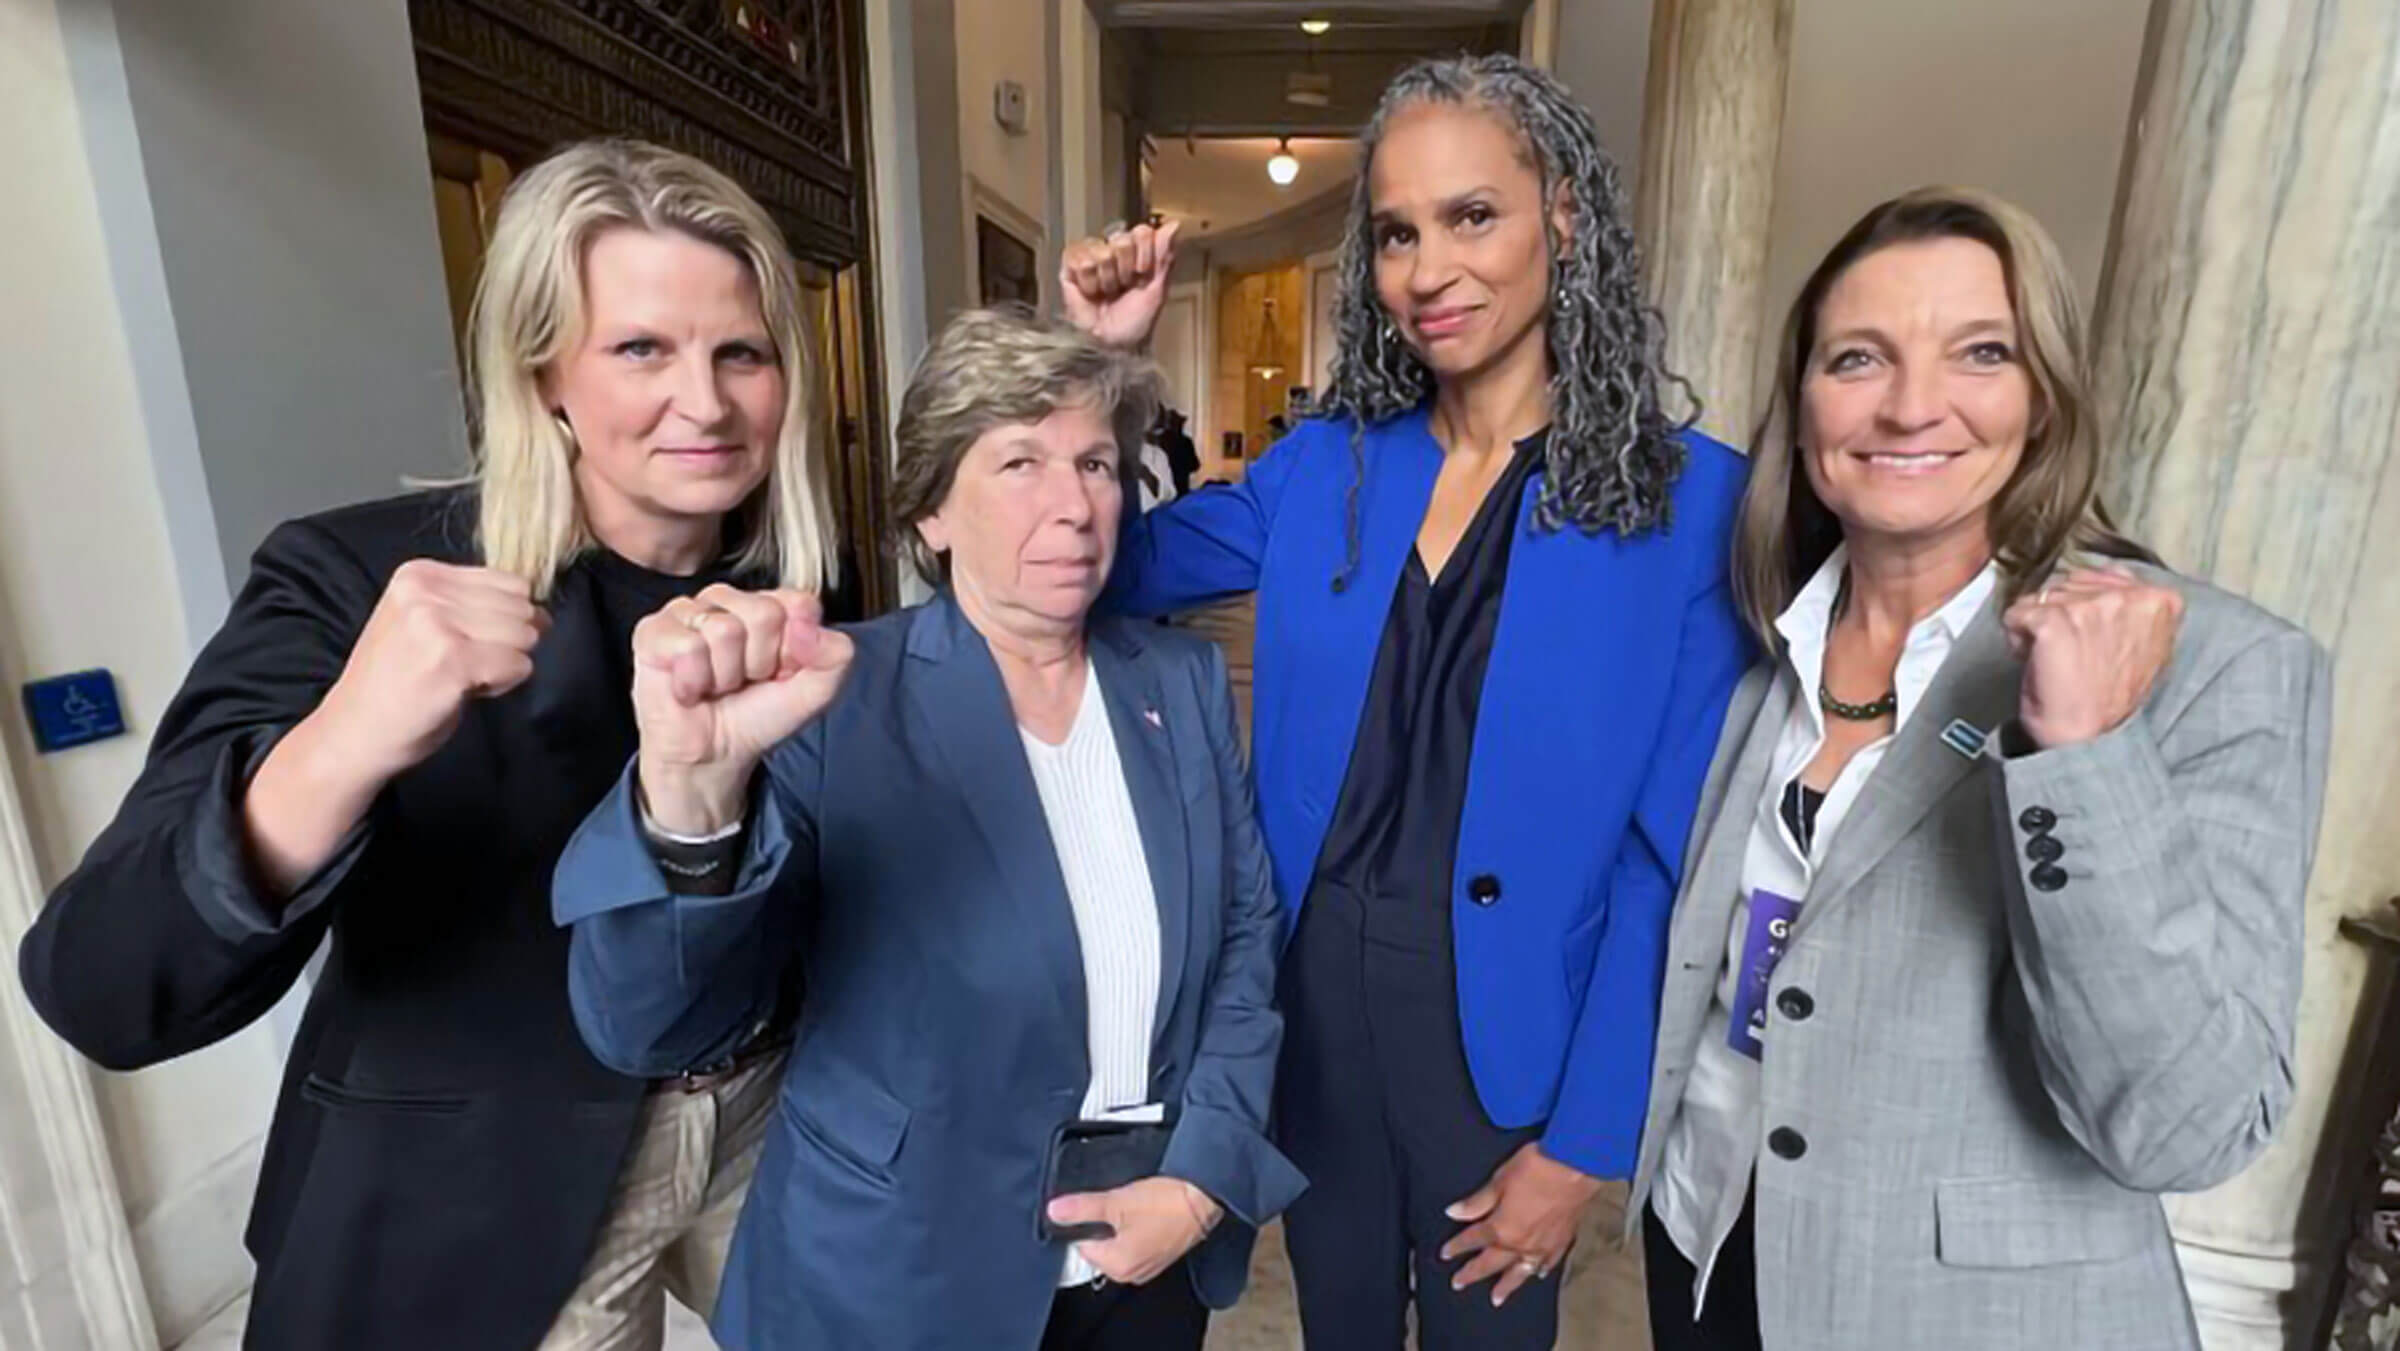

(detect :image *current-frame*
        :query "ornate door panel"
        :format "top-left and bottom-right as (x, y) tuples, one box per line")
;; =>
(411, 0), (895, 612)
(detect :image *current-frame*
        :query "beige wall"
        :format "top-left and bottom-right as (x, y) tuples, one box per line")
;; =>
(0, 0), (283, 1340)
(1553, 0), (1656, 178)
(1754, 0), (2151, 411)
(955, 0), (1054, 245)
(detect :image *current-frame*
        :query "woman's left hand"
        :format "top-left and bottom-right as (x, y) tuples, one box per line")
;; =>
(1440, 1142), (1601, 1306)
(2003, 566), (2185, 748)
(1047, 1177), (1222, 1285)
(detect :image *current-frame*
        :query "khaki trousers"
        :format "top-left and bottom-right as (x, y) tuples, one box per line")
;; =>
(536, 1048), (786, 1351)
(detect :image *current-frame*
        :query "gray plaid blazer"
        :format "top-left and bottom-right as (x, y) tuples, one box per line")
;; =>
(1628, 565), (2330, 1351)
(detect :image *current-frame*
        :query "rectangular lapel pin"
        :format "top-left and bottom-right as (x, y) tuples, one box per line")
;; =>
(1940, 719), (1989, 760)
(1142, 707), (1164, 731)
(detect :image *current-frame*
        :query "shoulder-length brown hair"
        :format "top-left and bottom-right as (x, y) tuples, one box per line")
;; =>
(1733, 185), (2150, 651)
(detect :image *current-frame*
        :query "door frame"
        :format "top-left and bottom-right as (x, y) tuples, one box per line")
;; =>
(0, 739), (155, 1350)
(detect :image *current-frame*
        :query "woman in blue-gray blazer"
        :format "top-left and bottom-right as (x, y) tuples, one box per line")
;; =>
(1059, 55), (1750, 1349)
(552, 309), (1304, 1351)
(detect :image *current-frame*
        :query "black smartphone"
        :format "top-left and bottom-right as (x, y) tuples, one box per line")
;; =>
(1036, 1118), (1173, 1243)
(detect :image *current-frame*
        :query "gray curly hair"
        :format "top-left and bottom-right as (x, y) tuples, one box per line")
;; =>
(1319, 53), (1696, 589)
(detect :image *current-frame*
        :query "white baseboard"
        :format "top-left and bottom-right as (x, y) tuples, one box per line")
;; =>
(2177, 1235), (2318, 1350)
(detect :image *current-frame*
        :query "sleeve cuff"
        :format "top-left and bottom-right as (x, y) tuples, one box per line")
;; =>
(1160, 1103), (1308, 1230)
(182, 726), (371, 944)
(1998, 715), (2176, 873)
(1539, 1115), (1636, 1182)
(552, 763), (789, 927)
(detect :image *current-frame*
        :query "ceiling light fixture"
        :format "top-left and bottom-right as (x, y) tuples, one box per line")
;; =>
(1299, 18), (1331, 36)
(1267, 137), (1300, 186)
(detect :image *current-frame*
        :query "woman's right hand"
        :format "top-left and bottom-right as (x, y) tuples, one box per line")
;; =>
(631, 585), (853, 834)
(1059, 220), (1180, 351)
(312, 559), (549, 783)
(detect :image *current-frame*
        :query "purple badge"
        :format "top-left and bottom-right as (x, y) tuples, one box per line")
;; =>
(1726, 888), (1802, 1061)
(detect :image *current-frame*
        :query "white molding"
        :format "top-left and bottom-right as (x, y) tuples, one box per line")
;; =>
(2173, 1235), (2314, 1350)
(56, 0), (227, 653)
(0, 735), (158, 1348)
(964, 174), (1050, 308)
(1300, 248), (1341, 397)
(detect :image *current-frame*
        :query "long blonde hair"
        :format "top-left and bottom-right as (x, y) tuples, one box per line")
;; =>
(460, 139), (837, 597)
(1734, 185), (2150, 651)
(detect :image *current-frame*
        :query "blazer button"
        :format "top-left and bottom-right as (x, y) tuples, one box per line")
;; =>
(1768, 1127), (1808, 1161)
(1775, 988), (1814, 1021)
(1466, 874), (1502, 906)
(2029, 864), (2069, 892)
(2025, 835), (2064, 864)
(2019, 806), (2057, 833)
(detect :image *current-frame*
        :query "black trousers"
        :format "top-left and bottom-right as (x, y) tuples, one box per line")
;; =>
(1039, 1262), (1207, 1351)
(1643, 1193), (1763, 1351)
(1275, 886), (1556, 1351)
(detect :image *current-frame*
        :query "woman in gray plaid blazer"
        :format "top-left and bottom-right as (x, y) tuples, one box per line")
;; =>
(1627, 187), (2330, 1351)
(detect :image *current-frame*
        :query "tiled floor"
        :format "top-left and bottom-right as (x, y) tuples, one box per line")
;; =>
(1204, 1192), (1653, 1351)
(174, 1293), (719, 1350)
(181, 1206), (1649, 1351)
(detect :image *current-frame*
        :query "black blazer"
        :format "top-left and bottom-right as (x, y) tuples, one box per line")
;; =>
(16, 489), (777, 1351)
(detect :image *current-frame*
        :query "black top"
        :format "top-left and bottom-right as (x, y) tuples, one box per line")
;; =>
(1781, 779), (1827, 856)
(1307, 429), (1547, 949)
(583, 546), (737, 708)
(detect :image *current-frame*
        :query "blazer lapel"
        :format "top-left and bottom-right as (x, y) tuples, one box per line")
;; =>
(1792, 601), (2021, 940)
(501, 568), (639, 843)
(1664, 668), (1790, 974)
(1087, 620), (1192, 1045)
(901, 597), (1090, 1046)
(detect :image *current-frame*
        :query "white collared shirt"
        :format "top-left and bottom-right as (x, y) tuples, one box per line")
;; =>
(1019, 661), (1164, 1287)
(1651, 545), (1998, 1309)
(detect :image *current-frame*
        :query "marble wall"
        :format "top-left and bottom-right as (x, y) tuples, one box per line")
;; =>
(1634, 0), (1790, 446)
(2091, 0), (2400, 1344)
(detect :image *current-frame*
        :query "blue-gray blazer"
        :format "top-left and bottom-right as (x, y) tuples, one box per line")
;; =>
(553, 594), (1305, 1351)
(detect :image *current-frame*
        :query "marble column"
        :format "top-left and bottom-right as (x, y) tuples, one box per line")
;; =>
(1634, 0), (1790, 446)
(2091, 1), (2400, 1347)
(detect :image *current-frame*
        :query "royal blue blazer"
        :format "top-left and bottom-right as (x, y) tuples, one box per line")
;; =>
(1108, 408), (1752, 1177)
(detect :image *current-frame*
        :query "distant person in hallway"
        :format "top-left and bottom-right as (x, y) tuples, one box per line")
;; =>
(1061, 53), (1751, 1351)
(552, 308), (1303, 1351)
(1156, 406), (1201, 497)
(16, 140), (843, 1351)
(1627, 187), (2329, 1351)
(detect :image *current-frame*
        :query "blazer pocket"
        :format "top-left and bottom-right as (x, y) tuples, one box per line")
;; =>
(1934, 1176), (2158, 1269)
(782, 1069), (912, 1178)
(299, 1073), (473, 1117)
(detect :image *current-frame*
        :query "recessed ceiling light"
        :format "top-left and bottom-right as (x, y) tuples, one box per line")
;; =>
(1299, 19), (1332, 36)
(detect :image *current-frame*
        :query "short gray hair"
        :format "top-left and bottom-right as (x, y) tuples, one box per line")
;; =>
(892, 306), (1163, 586)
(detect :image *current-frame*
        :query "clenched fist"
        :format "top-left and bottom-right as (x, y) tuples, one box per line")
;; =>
(2002, 566), (2184, 749)
(315, 560), (549, 780)
(632, 584), (853, 834)
(1059, 220), (1180, 352)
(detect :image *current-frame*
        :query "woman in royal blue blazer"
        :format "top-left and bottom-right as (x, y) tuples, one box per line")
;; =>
(1060, 55), (1751, 1350)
